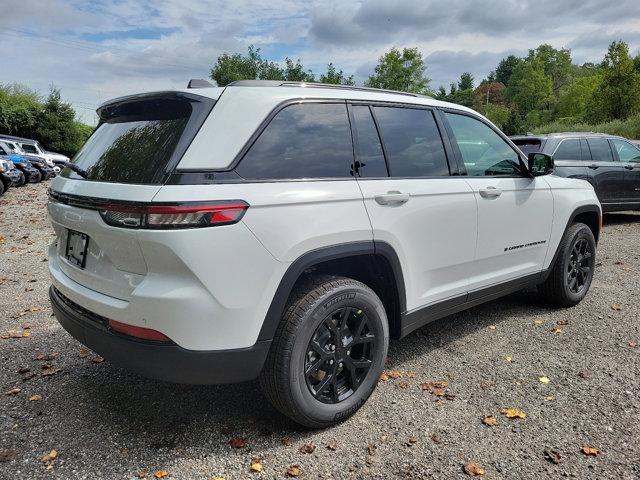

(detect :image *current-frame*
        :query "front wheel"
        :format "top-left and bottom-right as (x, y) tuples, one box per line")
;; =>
(260, 276), (389, 428)
(538, 222), (596, 307)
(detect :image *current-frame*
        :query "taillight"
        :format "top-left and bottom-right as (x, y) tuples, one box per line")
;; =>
(98, 201), (249, 229)
(108, 319), (172, 342)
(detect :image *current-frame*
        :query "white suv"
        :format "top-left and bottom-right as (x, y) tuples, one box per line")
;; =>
(47, 81), (601, 427)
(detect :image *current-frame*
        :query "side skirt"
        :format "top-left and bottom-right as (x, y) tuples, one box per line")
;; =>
(399, 271), (545, 338)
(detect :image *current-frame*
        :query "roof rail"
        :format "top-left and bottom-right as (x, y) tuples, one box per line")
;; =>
(226, 80), (431, 98)
(187, 79), (214, 88)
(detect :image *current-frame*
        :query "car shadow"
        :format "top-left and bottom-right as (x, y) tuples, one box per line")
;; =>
(603, 211), (640, 225)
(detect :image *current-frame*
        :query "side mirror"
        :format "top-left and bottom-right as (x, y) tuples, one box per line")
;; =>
(528, 152), (554, 176)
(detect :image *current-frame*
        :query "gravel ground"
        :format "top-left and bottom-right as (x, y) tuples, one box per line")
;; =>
(0, 181), (638, 480)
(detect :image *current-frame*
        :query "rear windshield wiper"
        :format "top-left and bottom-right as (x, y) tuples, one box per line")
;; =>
(59, 161), (89, 179)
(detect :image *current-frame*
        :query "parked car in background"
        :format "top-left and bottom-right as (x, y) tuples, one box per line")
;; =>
(0, 158), (23, 195)
(0, 140), (59, 176)
(0, 146), (41, 184)
(0, 135), (66, 171)
(0, 141), (55, 180)
(48, 80), (601, 428)
(511, 133), (640, 212)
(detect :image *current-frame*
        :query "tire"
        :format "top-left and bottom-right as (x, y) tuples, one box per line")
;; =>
(30, 171), (42, 183)
(259, 276), (389, 428)
(0, 180), (4, 197)
(16, 171), (25, 187)
(538, 222), (596, 307)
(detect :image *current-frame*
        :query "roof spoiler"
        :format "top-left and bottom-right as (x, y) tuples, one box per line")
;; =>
(187, 79), (214, 89)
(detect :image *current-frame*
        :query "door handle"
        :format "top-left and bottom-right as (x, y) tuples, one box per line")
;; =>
(588, 163), (599, 169)
(624, 164), (634, 170)
(479, 186), (502, 198)
(374, 191), (410, 206)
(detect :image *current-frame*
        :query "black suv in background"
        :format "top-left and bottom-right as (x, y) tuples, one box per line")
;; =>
(511, 133), (640, 212)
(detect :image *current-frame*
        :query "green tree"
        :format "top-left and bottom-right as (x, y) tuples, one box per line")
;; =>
(481, 103), (511, 129)
(0, 83), (42, 137)
(472, 82), (506, 110)
(35, 88), (85, 157)
(556, 75), (601, 118)
(527, 44), (573, 94)
(210, 46), (264, 86)
(319, 63), (355, 85)
(458, 72), (474, 90)
(283, 58), (315, 82)
(502, 110), (527, 135)
(493, 55), (523, 86)
(506, 58), (553, 115)
(586, 41), (640, 122)
(365, 47), (431, 94)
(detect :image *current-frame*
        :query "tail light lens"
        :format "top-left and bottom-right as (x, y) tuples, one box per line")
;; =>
(98, 201), (249, 229)
(108, 319), (172, 342)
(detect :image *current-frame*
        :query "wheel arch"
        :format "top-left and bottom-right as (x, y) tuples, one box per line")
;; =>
(258, 241), (406, 341)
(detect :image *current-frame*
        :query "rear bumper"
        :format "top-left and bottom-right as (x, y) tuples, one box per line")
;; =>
(49, 286), (271, 385)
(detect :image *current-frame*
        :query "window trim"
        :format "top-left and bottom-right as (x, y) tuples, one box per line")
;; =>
(347, 103), (390, 178)
(439, 108), (529, 178)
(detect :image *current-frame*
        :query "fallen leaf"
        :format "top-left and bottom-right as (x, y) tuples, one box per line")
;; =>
(432, 388), (446, 396)
(463, 462), (486, 476)
(153, 470), (168, 479)
(581, 446), (599, 456)
(34, 353), (58, 361)
(325, 439), (337, 451)
(500, 408), (526, 419)
(539, 376), (550, 384)
(41, 450), (57, 462)
(281, 436), (292, 446)
(17, 367), (30, 374)
(629, 342), (637, 347)
(545, 395), (554, 401)
(578, 370), (590, 379)
(287, 465), (302, 477)
(249, 458), (263, 473)
(379, 372), (389, 382)
(544, 449), (561, 464)
(403, 373), (417, 379)
(420, 381), (449, 392)
(556, 320), (569, 326)
(229, 438), (247, 449)
(29, 394), (42, 401)
(504, 356), (512, 362)
(41, 366), (61, 377)
(29, 307), (40, 312)
(611, 304), (621, 311)
(5, 387), (21, 396)
(406, 437), (418, 446)
(22, 322), (32, 329)
(367, 444), (377, 456)
(488, 325), (496, 330)
(388, 370), (402, 379)
(299, 442), (315, 454)
(91, 356), (105, 364)
(137, 468), (149, 478)
(482, 415), (497, 426)
(0, 450), (17, 462)
(533, 319), (544, 325)
(398, 381), (410, 389)
(551, 328), (562, 334)
(79, 348), (90, 358)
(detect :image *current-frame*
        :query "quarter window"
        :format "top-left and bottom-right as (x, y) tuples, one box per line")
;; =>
(372, 106), (449, 177)
(586, 138), (614, 162)
(554, 139), (582, 160)
(236, 103), (353, 180)
(610, 139), (640, 162)
(350, 105), (388, 177)
(445, 113), (522, 176)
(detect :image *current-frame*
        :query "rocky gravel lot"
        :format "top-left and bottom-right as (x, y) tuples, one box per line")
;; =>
(0, 181), (638, 479)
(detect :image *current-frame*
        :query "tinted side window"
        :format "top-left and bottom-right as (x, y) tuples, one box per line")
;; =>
(372, 106), (449, 177)
(580, 139), (590, 160)
(237, 103), (353, 179)
(587, 138), (614, 162)
(445, 113), (522, 176)
(350, 105), (388, 177)
(554, 139), (582, 160)
(610, 139), (640, 162)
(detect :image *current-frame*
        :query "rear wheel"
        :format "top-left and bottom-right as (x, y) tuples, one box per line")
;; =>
(260, 276), (388, 428)
(16, 171), (25, 187)
(538, 222), (596, 307)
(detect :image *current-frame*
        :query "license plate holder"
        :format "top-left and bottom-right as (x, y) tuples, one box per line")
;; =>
(65, 229), (89, 269)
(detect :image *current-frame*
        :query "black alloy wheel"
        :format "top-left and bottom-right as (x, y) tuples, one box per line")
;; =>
(566, 238), (593, 294)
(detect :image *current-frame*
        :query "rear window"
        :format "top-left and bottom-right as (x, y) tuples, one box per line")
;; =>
(513, 139), (542, 156)
(64, 94), (213, 184)
(554, 139), (582, 160)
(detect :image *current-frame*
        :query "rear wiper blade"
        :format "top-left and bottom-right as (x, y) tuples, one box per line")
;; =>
(59, 161), (88, 179)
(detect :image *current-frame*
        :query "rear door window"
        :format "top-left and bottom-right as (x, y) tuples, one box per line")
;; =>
(610, 139), (640, 162)
(554, 139), (582, 160)
(350, 105), (388, 177)
(372, 106), (449, 177)
(587, 138), (615, 162)
(66, 94), (213, 184)
(237, 103), (353, 180)
(513, 139), (542, 156)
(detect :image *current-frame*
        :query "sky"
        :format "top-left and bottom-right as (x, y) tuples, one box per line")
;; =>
(2, 0), (639, 124)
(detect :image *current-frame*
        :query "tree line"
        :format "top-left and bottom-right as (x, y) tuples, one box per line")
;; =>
(211, 41), (640, 137)
(0, 84), (93, 157)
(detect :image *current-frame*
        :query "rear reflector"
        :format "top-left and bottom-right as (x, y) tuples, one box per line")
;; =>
(108, 319), (172, 342)
(98, 201), (248, 229)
